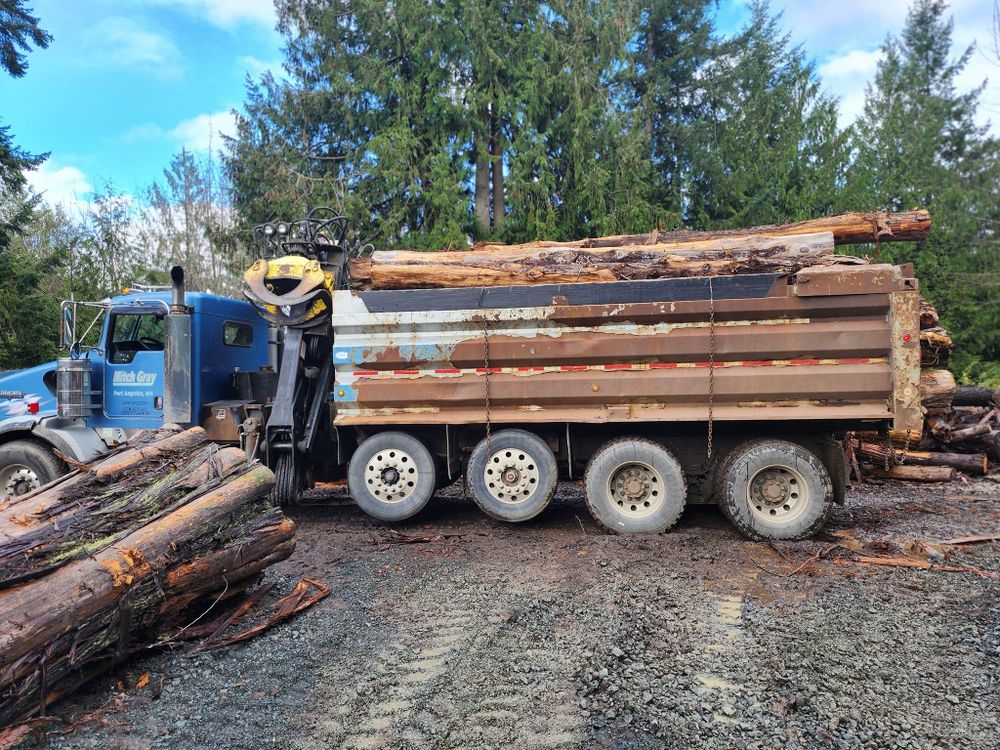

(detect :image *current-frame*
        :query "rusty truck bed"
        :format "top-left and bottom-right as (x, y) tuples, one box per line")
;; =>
(330, 264), (922, 434)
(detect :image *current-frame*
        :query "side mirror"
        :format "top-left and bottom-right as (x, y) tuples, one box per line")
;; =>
(61, 305), (75, 349)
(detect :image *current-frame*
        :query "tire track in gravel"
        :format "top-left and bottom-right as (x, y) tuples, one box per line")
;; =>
(294, 564), (585, 750)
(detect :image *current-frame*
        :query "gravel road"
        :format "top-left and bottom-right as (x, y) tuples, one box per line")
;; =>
(33, 476), (1000, 750)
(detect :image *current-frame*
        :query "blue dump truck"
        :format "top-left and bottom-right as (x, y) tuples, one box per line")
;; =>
(0, 286), (268, 503)
(11, 209), (922, 540)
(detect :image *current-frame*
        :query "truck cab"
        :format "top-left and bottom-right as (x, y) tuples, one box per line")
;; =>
(0, 282), (270, 503)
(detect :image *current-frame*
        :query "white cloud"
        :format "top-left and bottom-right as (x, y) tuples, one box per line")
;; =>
(818, 48), (882, 125)
(26, 162), (94, 208)
(134, 0), (276, 28)
(120, 122), (165, 143)
(238, 55), (282, 77)
(83, 17), (183, 79)
(168, 110), (237, 151)
(725, 0), (997, 132)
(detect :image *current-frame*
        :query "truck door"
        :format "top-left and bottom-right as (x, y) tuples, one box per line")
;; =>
(103, 311), (165, 420)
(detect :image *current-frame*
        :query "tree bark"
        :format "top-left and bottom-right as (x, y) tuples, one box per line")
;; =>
(952, 386), (999, 407)
(579, 209), (931, 248)
(919, 298), (939, 328)
(919, 369), (956, 410)
(351, 232), (846, 289)
(867, 465), (956, 482)
(854, 441), (987, 474)
(920, 326), (953, 366)
(490, 104), (504, 229)
(474, 111), (490, 234)
(0, 463), (288, 725)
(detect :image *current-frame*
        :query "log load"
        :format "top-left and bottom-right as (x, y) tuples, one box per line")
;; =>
(348, 210), (930, 290)
(0, 428), (294, 727)
(350, 232), (866, 289)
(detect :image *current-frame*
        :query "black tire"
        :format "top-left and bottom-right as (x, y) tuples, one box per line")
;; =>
(272, 453), (302, 507)
(348, 432), (436, 522)
(0, 440), (66, 503)
(467, 430), (558, 522)
(716, 439), (833, 541)
(584, 438), (686, 534)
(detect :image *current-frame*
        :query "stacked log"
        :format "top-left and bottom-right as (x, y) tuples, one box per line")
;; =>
(852, 305), (997, 481)
(0, 427), (294, 727)
(348, 209), (932, 290)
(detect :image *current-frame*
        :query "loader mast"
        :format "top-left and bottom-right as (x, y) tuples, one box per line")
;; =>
(242, 208), (350, 505)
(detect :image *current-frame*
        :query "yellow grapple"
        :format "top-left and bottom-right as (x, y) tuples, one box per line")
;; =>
(243, 255), (337, 328)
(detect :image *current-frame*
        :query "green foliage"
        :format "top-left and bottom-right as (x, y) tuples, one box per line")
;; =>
(844, 0), (1000, 373)
(685, 2), (847, 229)
(0, 188), (66, 369)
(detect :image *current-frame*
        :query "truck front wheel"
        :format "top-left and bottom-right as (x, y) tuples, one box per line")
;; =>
(0, 440), (65, 503)
(348, 432), (436, 522)
(716, 439), (833, 541)
(272, 453), (303, 507)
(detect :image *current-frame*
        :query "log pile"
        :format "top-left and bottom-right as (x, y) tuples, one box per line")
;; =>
(851, 304), (998, 481)
(0, 427), (294, 727)
(348, 210), (931, 289)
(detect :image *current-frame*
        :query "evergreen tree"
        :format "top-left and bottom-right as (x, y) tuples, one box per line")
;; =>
(142, 149), (244, 294)
(845, 0), (1000, 381)
(0, 1), (51, 195)
(632, 0), (716, 227)
(687, 2), (845, 229)
(228, 0), (470, 249)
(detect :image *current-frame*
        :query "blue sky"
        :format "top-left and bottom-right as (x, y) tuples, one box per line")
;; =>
(2, 0), (996, 209)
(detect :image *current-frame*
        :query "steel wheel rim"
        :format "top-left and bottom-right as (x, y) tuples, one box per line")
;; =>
(364, 449), (419, 504)
(747, 465), (809, 525)
(607, 461), (664, 518)
(484, 447), (540, 504)
(0, 464), (39, 503)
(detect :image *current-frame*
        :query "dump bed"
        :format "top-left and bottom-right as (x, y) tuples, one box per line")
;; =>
(330, 264), (922, 435)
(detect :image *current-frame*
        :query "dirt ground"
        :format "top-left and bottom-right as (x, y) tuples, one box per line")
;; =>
(30, 476), (1000, 750)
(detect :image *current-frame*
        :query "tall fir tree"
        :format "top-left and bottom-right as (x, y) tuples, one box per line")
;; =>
(686, 2), (846, 229)
(632, 0), (716, 227)
(845, 0), (1000, 380)
(228, 0), (470, 249)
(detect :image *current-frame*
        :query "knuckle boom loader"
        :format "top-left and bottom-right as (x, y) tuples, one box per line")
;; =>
(42, 208), (922, 541)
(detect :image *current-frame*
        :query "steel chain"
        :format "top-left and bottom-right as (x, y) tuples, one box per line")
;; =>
(483, 317), (492, 456)
(707, 277), (716, 460)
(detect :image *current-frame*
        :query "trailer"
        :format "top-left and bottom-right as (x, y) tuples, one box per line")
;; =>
(54, 210), (923, 540)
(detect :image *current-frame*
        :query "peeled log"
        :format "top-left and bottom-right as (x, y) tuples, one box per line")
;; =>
(351, 232), (856, 289)
(919, 369), (956, 410)
(578, 210), (931, 248)
(867, 465), (956, 482)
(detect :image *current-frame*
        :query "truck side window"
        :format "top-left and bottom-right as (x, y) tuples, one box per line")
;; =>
(109, 313), (165, 364)
(223, 321), (253, 348)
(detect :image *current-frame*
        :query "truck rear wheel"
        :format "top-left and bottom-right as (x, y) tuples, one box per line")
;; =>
(0, 440), (65, 504)
(584, 438), (686, 534)
(716, 439), (833, 541)
(348, 432), (436, 522)
(467, 429), (558, 522)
